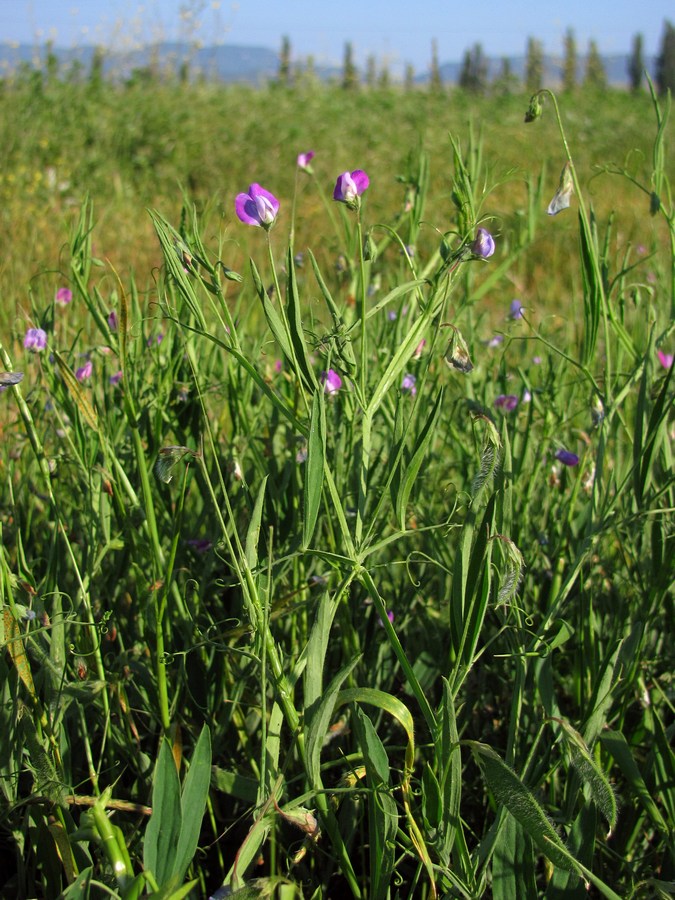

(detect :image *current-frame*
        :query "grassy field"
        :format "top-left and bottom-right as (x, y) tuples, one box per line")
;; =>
(0, 68), (673, 899)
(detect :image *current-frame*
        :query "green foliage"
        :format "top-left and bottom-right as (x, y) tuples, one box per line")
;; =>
(0, 70), (673, 899)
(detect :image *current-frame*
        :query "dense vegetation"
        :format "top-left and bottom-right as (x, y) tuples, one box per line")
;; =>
(0, 68), (673, 899)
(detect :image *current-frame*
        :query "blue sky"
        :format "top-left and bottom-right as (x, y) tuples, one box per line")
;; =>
(0, 1), (671, 72)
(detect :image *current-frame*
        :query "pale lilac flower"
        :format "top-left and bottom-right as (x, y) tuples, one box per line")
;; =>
(486, 335), (504, 348)
(657, 349), (673, 369)
(494, 394), (518, 412)
(24, 328), (47, 352)
(109, 370), (123, 385)
(547, 162), (574, 216)
(55, 287), (72, 306)
(297, 151), (314, 171)
(235, 183), (280, 228)
(107, 311), (118, 331)
(471, 227), (495, 258)
(147, 333), (164, 347)
(509, 299), (524, 320)
(554, 448), (579, 467)
(296, 445), (308, 464)
(388, 310), (397, 321)
(333, 170), (369, 208)
(76, 360), (93, 381)
(377, 610), (395, 628)
(320, 368), (342, 395)
(401, 373), (417, 396)
(522, 389), (532, 403)
(533, 355), (542, 365)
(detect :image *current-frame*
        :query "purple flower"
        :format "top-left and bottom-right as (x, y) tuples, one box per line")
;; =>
(494, 394), (519, 412)
(147, 332), (164, 347)
(509, 299), (524, 320)
(333, 170), (369, 208)
(235, 183), (280, 228)
(109, 370), (123, 386)
(486, 334), (504, 348)
(554, 448), (579, 467)
(471, 227), (495, 259)
(24, 328), (47, 352)
(55, 287), (72, 306)
(533, 355), (542, 365)
(401, 373), (417, 396)
(388, 310), (397, 321)
(320, 368), (342, 395)
(187, 538), (213, 554)
(76, 360), (93, 382)
(377, 610), (395, 628)
(297, 151), (314, 171)
(107, 311), (118, 332)
(657, 349), (673, 369)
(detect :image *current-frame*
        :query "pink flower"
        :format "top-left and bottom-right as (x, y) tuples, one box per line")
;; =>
(333, 170), (369, 209)
(413, 339), (426, 359)
(24, 328), (47, 352)
(109, 370), (123, 385)
(76, 360), (93, 381)
(494, 394), (519, 412)
(657, 349), (673, 369)
(55, 287), (73, 306)
(401, 373), (417, 396)
(320, 368), (342, 395)
(235, 183), (280, 228)
(297, 151), (315, 171)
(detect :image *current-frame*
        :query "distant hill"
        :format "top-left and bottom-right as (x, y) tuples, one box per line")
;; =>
(0, 41), (657, 87)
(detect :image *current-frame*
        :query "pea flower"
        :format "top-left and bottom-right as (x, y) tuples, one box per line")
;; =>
(494, 394), (519, 412)
(471, 227), (495, 259)
(547, 162), (574, 216)
(297, 151), (314, 171)
(55, 287), (72, 305)
(235, 183), (280, 229)
(333, 170), (369, 209)
(76, 360), (93, 382)
(24, 328), (47, 352)
(108, 311), (118, 331)
(657, 349), (673, 369)
(554, 448), (579, 467)
(109, 370), (123, 386)
(401, 373), (417, 396)
(509, 299), (524, 320)
(320, 368), (342, 395)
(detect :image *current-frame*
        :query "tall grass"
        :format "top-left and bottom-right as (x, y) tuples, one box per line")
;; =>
(0, 68), (673, 899)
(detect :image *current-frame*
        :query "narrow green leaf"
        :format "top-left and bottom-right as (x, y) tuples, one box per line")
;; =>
(395, 386), (444, 529)
(557, 719), (617, 832)
(599, 729), (668, 836)
(286, 247), (318, 390)
(172, 725), (212, 881)
(468, 741), (579, 873)
(144, 739), (182, 884)
(492, 815), (537, 900)
(245, 476), (268, 571)
(303, 390), (325, 549)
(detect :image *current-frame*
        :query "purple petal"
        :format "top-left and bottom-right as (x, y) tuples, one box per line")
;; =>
(350, 170), (369, 195)
(235, 192), (261, 226)
(554, 448), (579, 466)
(333, 172), (353, 202)
(248, 183), (280, 217)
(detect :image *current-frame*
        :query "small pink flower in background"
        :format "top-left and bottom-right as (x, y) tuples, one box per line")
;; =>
(235, 183), (280, 228)
(55, 288), (72, 306)
(522, 389), (532, 403)
(554, 448), (579, 467)
(377, 609), (395, 628)
(401, 373), (417, 396)
(320, 368), (342, 395)
(109, 370), (123, 386)
(333, 170), (369, 208)
(486, 334), (504, 349)
(24, 328), (47, 352)
(533, 355), (542, 365)
(509, 299), (524, 320)
(657, 349), (673, 369)
(108, 311), (118, 331)
(494, 394), (519, 412)
(274, 359), (283, 373)
(297, 151), (314, 171)
(147, 333), (164, 347)
(413, 339), (426, 359)
(76, 360), (93, 382)
(471, 227), (495, 259)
